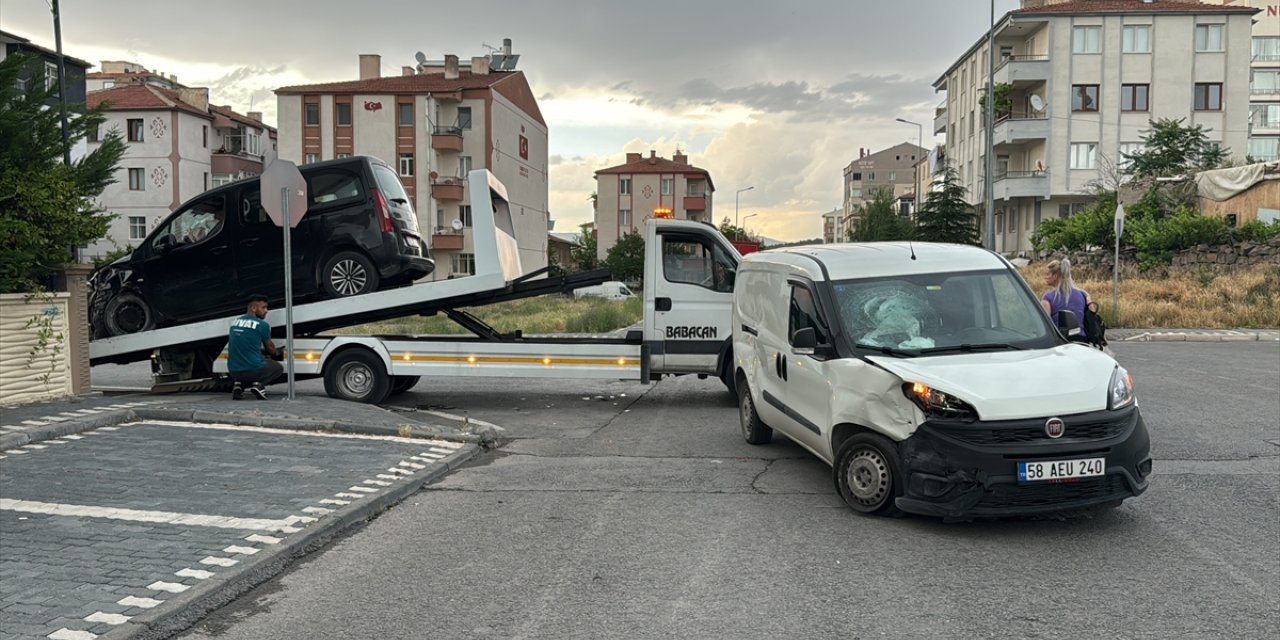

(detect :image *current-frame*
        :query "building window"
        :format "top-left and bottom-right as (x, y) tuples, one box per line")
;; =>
(1252, 104), (1280, 130)
(1195, 24), (1224, 52)
(212, 174), (233, 187)
(849, 188), (862, 198)
(336, 102), (352, 126)
(1072, 85), (1099, 112)
(399, 153), (414, 176)
(458, 156), (473, 178)
(203, 172), (209, 191)
(619, 209), (632, 229)
(127, 119), (144, 142)
(1073, 26), (1101, 54)
(687, 180), (705, 196)
(619, 178), (632, 195)
(87, 124), (100, 143)
(888, 172), (897, 182)
(1248, 137), (1279, 162)
(304, 103), (319, 126)
(304, 153), (319, 164)
(850, 172), (862, 181)
(661, 177), (673, 195)
(398, 103), (413, 127)
(460, 205), (473, 227)
(451, 253), (476, 276)
(44, 61), (59, 93)
(128, 168), (144, 191)
(202, 125), (208, 148)
(337, 152), (352, 159)
(1070, 143), (1098, 170)
(128, 216), (147, 240)
(1194, 83), (1223, 111)
(1255, 37), (1280, 62)
(1118, 143), (1144, 169)
(1121, 84), (1149, 112)
(1253, 70), (1280, 94)
(1122, 25), (1151, 53)
(457, 107), (472, 129)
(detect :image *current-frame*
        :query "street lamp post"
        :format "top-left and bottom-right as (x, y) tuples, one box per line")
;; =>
(894, 117), (924, 153)
(742, 213), (759, 238)
(735, 186), (754, 228)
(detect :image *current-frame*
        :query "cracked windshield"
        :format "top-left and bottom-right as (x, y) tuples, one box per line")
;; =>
(1, 1), (1277, 639)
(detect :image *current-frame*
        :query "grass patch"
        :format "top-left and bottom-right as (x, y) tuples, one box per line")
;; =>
(1017, 263), (1280, 329)
(333, 295), (643, 336)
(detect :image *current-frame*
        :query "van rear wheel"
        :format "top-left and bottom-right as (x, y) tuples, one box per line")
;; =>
(322, 251), (380, 298)
(389, 375), (420, 396)
(738, 380), (772, 445)
(834, 433), (904, 517)
(324, 349), (391, 404)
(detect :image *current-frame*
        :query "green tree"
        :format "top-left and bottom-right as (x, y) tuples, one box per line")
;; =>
(0, 54), (126, 292)
(1124, 118), (1230, 179)
(717, 216), (751, 242)
(977, 82), (1013, 118)
(570, 223), (599, 271)
(546, 246), (566, 278)
(849, 188), (913, 242)
(604, 229), (645, 283)
(914, 166), (978, 245)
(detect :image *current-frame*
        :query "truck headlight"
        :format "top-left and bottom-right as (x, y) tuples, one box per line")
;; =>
(1109, 366), (1136, 410)
(903, 382), (977, 420)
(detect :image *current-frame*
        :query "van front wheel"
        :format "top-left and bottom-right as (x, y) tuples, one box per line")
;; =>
(834, 433), (904, 517)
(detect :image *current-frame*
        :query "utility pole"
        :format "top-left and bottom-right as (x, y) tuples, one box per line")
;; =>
(52, 0), (71, 166)
(983, 0), (996, 251)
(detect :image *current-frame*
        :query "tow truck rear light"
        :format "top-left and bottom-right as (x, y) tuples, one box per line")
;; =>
(372, 188), (394, 234)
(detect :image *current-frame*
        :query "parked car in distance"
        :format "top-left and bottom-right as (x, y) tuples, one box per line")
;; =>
(573, 281), (636, 301)
(732, 242), (1152, 519)
(90, 156), (433, 337)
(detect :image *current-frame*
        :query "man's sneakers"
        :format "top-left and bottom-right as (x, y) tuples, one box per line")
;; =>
(249, 383), (268, 400)
(232, 382), (244, 400)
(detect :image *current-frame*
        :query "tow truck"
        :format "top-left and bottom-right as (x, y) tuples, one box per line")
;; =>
(89, 170), (742, 404)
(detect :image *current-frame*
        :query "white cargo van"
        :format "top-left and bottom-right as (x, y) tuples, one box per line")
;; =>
(573, 281), (636, 300)
(731, 242), (1152, 519)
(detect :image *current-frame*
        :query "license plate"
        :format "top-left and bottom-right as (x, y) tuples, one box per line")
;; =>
(1017, 457), (1105, 483)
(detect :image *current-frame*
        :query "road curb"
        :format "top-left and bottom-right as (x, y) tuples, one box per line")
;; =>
(0, 410), (136, 451)
(1116, 331), (1280, 342)
(97, 443), (482, 640)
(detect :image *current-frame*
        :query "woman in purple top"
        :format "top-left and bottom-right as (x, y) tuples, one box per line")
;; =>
(1040, 258), (1091, 339)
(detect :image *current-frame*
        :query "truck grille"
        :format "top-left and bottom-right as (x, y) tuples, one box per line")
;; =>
(936, 418), (1128, 446)
(977, 475), (1128, 510)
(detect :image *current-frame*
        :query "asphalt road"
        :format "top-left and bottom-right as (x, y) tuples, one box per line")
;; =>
(94, 342), (1280, 639)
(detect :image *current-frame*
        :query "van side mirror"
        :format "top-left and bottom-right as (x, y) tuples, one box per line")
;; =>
(1055, 310), (1081, 337)
(154, 234), (176, 254)
(791, 327), (818, 355)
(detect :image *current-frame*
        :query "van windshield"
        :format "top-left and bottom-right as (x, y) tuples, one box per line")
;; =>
(830, 270), (1057, 355)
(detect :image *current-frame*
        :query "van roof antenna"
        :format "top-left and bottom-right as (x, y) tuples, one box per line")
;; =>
(908, 240), (917, 260)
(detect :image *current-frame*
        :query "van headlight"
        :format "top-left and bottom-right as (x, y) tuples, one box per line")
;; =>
(1109, 366), (1136, 410)
(902, 382), (977, 421)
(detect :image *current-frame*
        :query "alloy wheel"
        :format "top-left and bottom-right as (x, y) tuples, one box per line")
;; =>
(330, 259), (368, 296)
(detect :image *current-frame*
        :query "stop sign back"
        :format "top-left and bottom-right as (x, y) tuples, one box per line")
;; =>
(261, 158), (309, 228)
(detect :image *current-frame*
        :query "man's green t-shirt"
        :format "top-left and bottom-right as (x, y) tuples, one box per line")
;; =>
(228, 314), (270, 372)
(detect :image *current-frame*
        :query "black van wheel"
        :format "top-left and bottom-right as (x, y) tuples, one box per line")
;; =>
(104, 292), (156, 336)
(738, 379), (773, 445)
(324, 349), (391, 404)
(322, 251), (380, 298)
(834, 433), (905, 517)
(389, 375), (420, 396)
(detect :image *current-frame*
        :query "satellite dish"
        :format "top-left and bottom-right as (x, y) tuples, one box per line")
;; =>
(1029, 94), (1045, 114)
(415, 51), (427, 65)
(451, 219), (463, 231)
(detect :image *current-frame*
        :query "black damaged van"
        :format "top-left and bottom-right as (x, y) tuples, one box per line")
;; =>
(90, 156), (433, 337)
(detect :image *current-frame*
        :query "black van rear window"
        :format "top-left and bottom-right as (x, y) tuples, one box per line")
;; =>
(308, 169), (363, 207)
(372, 164), (411, 203)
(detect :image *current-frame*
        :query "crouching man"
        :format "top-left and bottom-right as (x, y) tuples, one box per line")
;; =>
(228, 294), (283, 400)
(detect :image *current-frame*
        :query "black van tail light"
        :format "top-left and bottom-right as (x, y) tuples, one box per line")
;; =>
(372, 188), (394, 234)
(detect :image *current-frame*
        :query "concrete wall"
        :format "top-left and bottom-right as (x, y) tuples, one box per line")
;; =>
(0, 293), (73, 405)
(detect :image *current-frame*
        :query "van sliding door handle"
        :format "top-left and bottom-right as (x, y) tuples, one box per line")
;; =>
(742, 324), (758, 336)
(655, 297), (672, 312)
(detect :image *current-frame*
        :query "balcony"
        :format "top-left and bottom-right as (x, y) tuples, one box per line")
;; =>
(993, 55), (1050, 87)
(431, 228), (465, 251)
(431, 125), (464, 152)
(992, 114), (1050, 148)
(1250, 87), (1280, 100)
(934, 104), (948, 135)
(683, 195), (706, 211)
(431, 177), (465, 201)
(992, 170), (1049, 201)
(1254, 53), (1280, 68)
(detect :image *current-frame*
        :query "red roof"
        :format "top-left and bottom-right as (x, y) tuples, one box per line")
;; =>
(209, 104), (274, 132)
(87, 85), (211, 119)
(1015, 0), (1258, 14)
(596, 155), (715, 191)
(276, 70), (518, 95)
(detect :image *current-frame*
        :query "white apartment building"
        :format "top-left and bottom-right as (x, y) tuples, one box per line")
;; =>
(933, 0), (1257, 254)
(593, 150), (715, 260)
(274, 44), (549, 280)
(84, 84), (276, 257)
(821, 208), (844, 243)
(1203, 0), (1280, 161)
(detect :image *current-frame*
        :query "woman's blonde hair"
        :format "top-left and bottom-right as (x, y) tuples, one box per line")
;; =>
(1047, 258), (1076, 304)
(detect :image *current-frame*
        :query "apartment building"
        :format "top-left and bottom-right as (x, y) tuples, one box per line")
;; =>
(84, 84), (277, 257)
(1202, 0), (1280, 161)
(821, 207), (844, 243)
(274, 44), (548, 280)
(593, 150), (715, 259)
(933, 0), (1257, 254)
(1, 30), (92, 161)
(86, 60), (185, 92)
(841, 143), (926, 224)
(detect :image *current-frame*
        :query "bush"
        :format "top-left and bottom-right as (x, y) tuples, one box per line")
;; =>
(1031, 193), (1117, 252)
(1127, 207), (1232, 266)
(1232, 219), (1280, 243)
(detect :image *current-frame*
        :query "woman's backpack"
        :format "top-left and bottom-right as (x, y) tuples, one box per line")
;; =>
(1083, 301), (1108, 348)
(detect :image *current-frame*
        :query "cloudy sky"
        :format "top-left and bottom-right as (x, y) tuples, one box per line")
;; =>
(5, 0), (1020, 241)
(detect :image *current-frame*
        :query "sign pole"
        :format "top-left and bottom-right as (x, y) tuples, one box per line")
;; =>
(1112, 203), (1125, 327)
(282, 187), (296, 401)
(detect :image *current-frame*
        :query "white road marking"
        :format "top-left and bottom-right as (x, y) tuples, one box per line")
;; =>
(301, 506), (333, 515)
(0, 499), (300, 532)
(199, 556), (238, 567)
(63, 434), (84, 440)
(429, 445), (460, 454)
(224, 545), (260, 555)
(175, 568), (215, 580)
(74, 409), (101, 415)
(334, 492), (364, 499)
(48, 629), (97, 640)
(117, 595), (163, 609)
(386, 468), (412, 476)
(5, 449), (29, 454)
(376, 474), (399, 480)
(148, 581), (190, 593)
(44, 439), (69, 444)
(409, 456), (430, 462)
(399, 461), (426, 470)
(420, 410), (506, 432)
(362, 479), (392, 487)
(348, 486), (379, 493)
(21, 420), (48, 426)
(319, 499), (350, 506)
(22, 444), (48, 450)
(84, 612), (130, 625)
(284, 515), (317, 524)
(57, 412), (82, 417)
(138, 420), (462, 447)
(245, 534), (281, 545)
(97, 426), (119, 430)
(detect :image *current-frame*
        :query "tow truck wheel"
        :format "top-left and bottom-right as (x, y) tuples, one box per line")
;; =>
(322, 251), (380, 298)
(834, 433), (905, 517)
(390, 375), (420, 396)
(103, 292), (156, 336)
(324, 349), (391, 404)
(738, 379), (772, 445)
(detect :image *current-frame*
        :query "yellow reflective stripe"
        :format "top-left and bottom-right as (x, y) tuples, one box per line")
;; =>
(218, 352), (639, 366)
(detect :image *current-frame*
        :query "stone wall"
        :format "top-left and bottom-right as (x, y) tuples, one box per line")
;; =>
(1044, 237), (1280, 273)
(0, 293), (73, 405)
